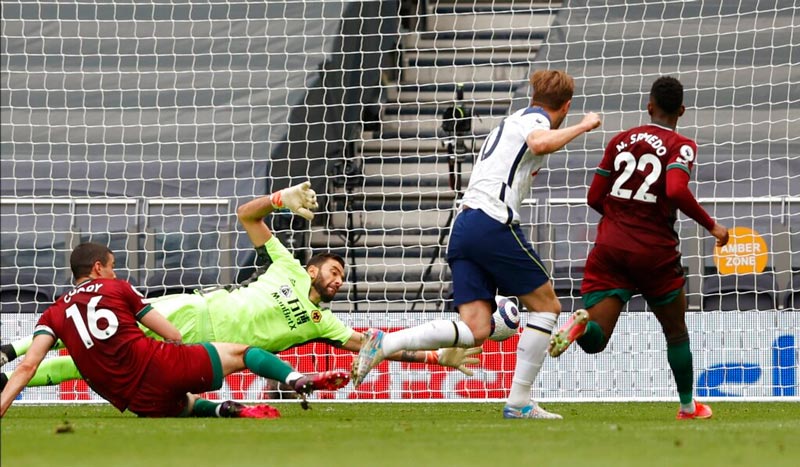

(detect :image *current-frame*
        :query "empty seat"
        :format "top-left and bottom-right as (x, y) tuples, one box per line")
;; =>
(0, 268), (59, 314)
(0, 287), (52, 314)
(702, 274), (776, 311)
(144, 269), (206, 298)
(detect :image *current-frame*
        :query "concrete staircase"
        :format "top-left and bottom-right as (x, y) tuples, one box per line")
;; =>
(314, 1), (561, 314)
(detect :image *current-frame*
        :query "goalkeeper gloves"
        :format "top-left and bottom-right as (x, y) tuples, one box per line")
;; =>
(427, 347), (482, 376)
(270, 181), (319, 221)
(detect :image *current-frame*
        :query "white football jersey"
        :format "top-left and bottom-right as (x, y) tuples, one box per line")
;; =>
(462, 106), (551, 224)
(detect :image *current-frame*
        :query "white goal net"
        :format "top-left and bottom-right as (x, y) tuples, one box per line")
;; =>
(1, 0), (797, 403)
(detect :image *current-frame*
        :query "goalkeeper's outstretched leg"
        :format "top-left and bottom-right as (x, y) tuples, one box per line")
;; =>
(2, 337), (67, 367)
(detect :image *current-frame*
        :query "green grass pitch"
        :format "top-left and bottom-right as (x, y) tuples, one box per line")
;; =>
(2, 402), (799, 467)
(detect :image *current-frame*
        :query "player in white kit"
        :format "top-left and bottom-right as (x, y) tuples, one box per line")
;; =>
(352, 70), (601, 418)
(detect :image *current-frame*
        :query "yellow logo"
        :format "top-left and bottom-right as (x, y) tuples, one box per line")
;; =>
(311, 310), (322, 323)
(713, 226), (768, 275)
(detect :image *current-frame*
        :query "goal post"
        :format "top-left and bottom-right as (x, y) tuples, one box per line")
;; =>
(1, 0), (797, 403)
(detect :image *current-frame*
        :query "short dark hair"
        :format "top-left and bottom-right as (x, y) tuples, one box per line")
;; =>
(307, 252), (345, 270)
(650, 76), (684, 114)
(70, 242), (113, 279)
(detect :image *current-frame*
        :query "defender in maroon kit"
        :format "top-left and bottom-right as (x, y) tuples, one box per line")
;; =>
(548, 76), (729, 420)
(0, 242), (349, 418)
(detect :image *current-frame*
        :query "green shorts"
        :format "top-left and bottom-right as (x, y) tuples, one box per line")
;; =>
(142, 293), (216, 342)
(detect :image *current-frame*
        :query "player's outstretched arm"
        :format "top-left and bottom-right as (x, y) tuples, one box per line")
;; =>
(429, 347), (482, 376)
(237, 181), (319, 248)
(1, 334), (55, 416)
(340, 332), (481, 375)
(526, 112), (601, 156)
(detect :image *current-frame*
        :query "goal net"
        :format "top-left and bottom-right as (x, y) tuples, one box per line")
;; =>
(1, 0), (797, 403)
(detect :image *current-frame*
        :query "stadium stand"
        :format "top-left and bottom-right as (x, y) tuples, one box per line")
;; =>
(702, 273), (777, 312)
(1, 0), (797, 404)
(0, 287), (50, 315)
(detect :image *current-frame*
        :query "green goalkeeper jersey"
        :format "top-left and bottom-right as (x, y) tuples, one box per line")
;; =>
(144, 236), (353, 351)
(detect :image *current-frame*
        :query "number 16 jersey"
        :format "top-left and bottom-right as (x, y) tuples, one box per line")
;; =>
(34, 279), (158, 411)
(594, 123), (698, 253)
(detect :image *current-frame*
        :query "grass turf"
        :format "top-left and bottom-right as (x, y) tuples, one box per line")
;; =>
(2, 402), (799, 467)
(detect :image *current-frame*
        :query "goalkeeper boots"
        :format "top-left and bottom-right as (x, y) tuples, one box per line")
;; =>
(351, 328), (386, 387)
(218, 401), (281, 419)
(292, 370), (351, 395)
(503, 402), (563, 420)
(676, 400), (713, 420)
(548, 309), (589, 357)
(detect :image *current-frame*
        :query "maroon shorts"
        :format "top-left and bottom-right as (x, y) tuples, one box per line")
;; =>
(127, 342), (222, 417)
(581, 243), (685, 299)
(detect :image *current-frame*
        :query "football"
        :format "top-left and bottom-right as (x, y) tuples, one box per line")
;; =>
(489, 295), (521, 341)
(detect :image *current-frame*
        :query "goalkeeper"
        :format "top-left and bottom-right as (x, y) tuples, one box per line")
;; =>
(1, 182), (480, 389)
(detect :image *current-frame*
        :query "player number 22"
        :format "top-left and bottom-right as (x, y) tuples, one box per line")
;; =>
(65, 295), (120, 348)
(610, 152), (661, 203)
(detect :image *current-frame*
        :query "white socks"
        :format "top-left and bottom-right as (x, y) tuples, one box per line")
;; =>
(285, 371), (303, 385)
(382, 320), (475, 356)
(507, 312), (558, 408)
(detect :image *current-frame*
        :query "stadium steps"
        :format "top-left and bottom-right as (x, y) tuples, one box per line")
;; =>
(399, 31), (546, 54)
(380, 104), (508, 135)
(309, 0), (560, 313)
(400, 62), (532, 85)
(432, 1), (561, 14)
(426, 9), (554, 33)
(384, 81), (517, 105)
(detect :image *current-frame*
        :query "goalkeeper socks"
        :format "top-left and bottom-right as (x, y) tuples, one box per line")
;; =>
(24, 355), (83, 386)
(507, 312), (557, 408)
(667, 340), (695, 407)
(2, 336), (40, 362)
(381, 320), (475, 356)
(243, 347), (293, 384)
(192, 398), (224, 417)
(12, 338), (30, 357)
(576, 321), (606, 354)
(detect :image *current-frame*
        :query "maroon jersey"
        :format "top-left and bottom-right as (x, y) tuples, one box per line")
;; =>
(593, 123), (698, 253)
(34, 278), (159, 411)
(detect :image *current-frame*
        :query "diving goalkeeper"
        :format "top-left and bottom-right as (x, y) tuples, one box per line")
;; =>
(1, 182), (480, 389)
